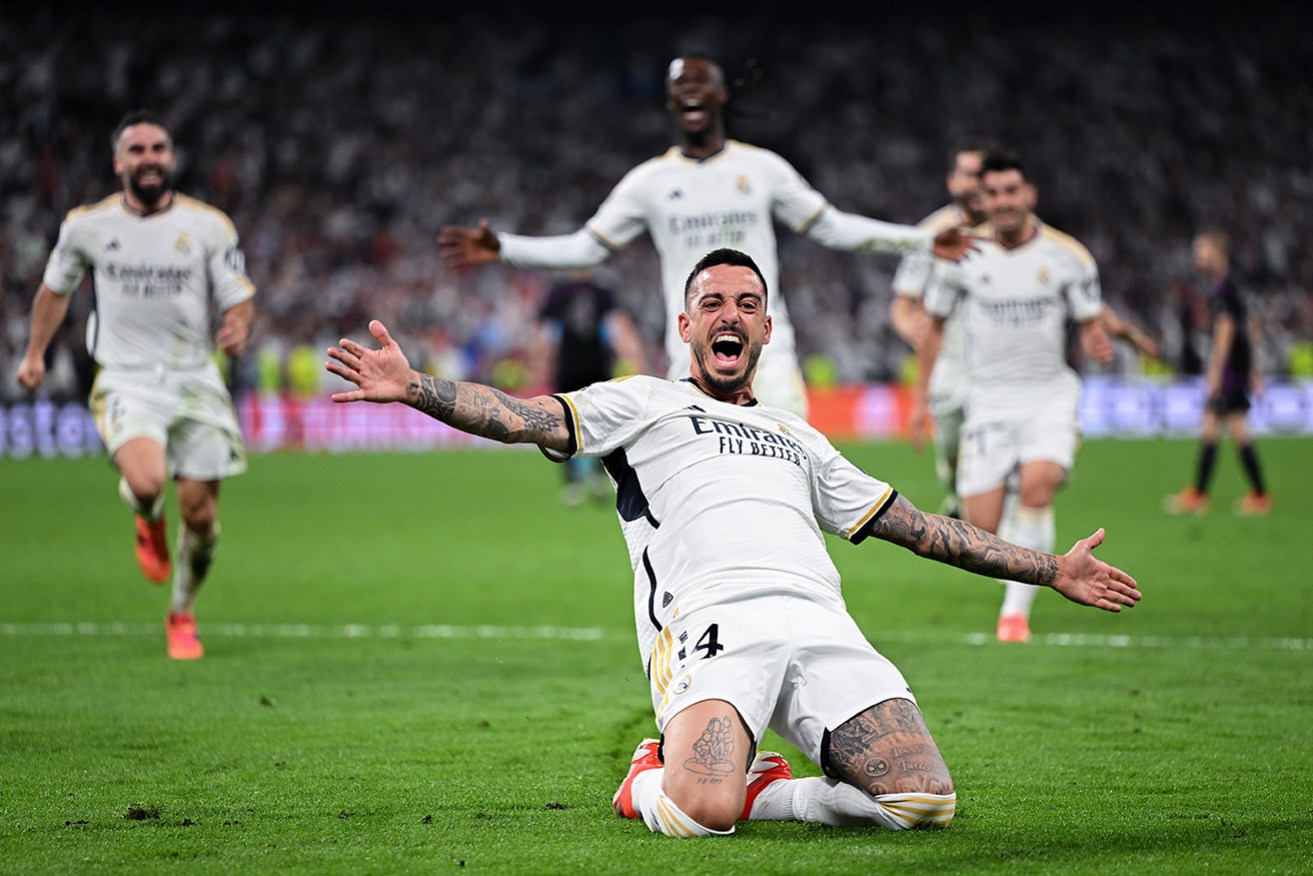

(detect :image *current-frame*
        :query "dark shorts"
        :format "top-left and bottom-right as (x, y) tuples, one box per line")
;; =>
(1209, 370), (1251, 415)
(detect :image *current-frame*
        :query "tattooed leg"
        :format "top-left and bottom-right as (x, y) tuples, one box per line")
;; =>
(657, 698), (753, 831)
(826, 698), (953, 796)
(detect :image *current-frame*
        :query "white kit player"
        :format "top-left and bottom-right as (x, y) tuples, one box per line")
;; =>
(17, 110), (255, 660)
(915, 150), (1114, 644)
(327, 248), (1139, 838)
(893, 140), (994, 517)
(439, 55), (974, 420)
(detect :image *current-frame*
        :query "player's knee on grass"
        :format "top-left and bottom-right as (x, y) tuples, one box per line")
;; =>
(825, 698), (955, 798)
(643, 787), (736, 837)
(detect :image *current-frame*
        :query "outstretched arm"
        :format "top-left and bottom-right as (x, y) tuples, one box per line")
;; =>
(326, 320), (572, 452)
(868, 494), (1141, 612)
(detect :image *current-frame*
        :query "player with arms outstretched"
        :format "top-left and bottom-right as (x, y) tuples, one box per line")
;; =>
(440, 55), (973, 419)
(327, 247), (1139, 837)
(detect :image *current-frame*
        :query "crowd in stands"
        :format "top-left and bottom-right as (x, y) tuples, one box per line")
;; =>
(2, 3), (1311, 404)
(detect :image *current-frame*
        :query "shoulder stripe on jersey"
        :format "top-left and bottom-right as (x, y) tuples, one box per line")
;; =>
(174, 193), (239, 236)
(846, 488), (898, 543)
(65, 194), (120, 221)
(1037, 224), (1096, 268)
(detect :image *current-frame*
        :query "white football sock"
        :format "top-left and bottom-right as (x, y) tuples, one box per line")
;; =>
(999, 504), (1055, 619)
(783, 776), (955, 829)
(631, 769), (734, 837)
(118, 476), (164, 521)
(171, 524), (218, 614)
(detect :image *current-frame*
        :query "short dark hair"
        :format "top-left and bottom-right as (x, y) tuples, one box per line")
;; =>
(111, 109), (170, 153)
(980, 148), (1027, 180)
(949, 137), (1001, 172)
(683, 248), (768, 304)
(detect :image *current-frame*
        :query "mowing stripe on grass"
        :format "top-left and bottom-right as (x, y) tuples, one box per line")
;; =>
(2, 623), (1309, 651)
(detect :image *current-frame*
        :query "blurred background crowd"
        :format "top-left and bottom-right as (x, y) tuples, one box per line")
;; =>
(2, 2), (1311, 403)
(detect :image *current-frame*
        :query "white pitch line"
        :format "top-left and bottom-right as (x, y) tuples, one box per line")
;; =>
(0, 622), (607, 641)
(0, 623), (1309, 651)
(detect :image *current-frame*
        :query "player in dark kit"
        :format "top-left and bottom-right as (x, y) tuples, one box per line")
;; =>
(533, 272), (647, 504)
(1164, 229), (1271, 516)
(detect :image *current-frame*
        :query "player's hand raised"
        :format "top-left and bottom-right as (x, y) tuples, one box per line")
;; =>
(931, 226), (981, 262)
(326, 320), (415, 404)
(438, 219), (500, 268)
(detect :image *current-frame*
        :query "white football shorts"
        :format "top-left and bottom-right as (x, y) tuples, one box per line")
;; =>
(955, 386), (1080, 498)
(649, 592), (915, 768)
(90, 363), (247, 481)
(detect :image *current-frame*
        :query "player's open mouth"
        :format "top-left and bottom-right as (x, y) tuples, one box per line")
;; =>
(711, 332), (744, 365)
(680, 99), (708, 125)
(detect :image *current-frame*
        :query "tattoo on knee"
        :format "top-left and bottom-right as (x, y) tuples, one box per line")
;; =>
(683, 715), (736, 781)
(829, 701), (952, 795)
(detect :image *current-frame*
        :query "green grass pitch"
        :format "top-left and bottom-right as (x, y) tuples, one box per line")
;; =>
(2, 437), (1310, 874)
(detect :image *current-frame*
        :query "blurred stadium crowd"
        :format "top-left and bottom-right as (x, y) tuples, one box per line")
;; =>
(2, 3), (1311, 403)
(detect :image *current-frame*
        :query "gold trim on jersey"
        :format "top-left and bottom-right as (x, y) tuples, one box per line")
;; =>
(63, 194), (120, 222)
(844, 486), (895, 541)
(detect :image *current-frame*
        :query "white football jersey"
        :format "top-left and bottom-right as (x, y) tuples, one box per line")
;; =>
(892, 203), (970, 404)
(925, 221), (1103, 406)
(42, 194), (255, 369)
(551, 375), (897, 668)
(582, 141), (826, 377)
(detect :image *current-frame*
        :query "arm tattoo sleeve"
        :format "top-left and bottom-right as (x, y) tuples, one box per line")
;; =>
(407, 374), (561, 445)
(870, 495), (1058, 586)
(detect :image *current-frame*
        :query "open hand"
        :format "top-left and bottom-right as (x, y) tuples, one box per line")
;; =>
(326, 320), (415, 404)
(1052, 528), (1141, 612)
(437, 219), (500, 269)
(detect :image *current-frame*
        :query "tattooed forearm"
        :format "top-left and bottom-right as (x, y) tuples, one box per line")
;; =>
(406, 374), (562, 445)
(871, 495), (1058, 586)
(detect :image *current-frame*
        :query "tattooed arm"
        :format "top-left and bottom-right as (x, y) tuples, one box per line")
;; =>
(868, 494), (1142, 612)
(326, 319), (571, 452)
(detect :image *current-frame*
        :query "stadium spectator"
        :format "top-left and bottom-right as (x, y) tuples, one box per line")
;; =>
(16, 110), (254, 660)
(0, 7), (1309, 399)
(438, 54), (975, 419)
(1164, 230), (1271, 516)
(325, 247), (1140, 837)
(914, 150), (1113, 644)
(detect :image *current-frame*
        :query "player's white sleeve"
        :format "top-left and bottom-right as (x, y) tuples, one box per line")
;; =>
(1066, 258), (1105, 323)
(891, 248), (934, 298)
(923, 263), (961, 319)
(207, 217), (255, 310)
(801, 424), (896, 540)
(41, 216), (90, 295)
(498, 228), (614, 269)
(803, 207), (933, 254)
(501, 160), (656, 269)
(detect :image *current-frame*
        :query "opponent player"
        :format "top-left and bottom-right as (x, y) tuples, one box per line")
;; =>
(531, 269), (648, 505)
(327, 248), (1140, 837)
(1164, 229), (1270, 516)
(914, 150), (1115, 644)
(439, 55), (974, 419)
(17, 110), (254, 660)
